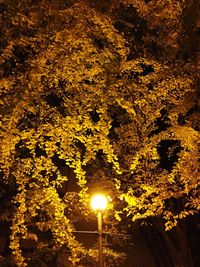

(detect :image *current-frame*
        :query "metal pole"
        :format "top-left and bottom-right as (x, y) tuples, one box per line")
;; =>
(97, 211), (103, 267)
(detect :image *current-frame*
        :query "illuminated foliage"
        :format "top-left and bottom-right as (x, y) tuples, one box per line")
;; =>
(0, 0), (199, 266)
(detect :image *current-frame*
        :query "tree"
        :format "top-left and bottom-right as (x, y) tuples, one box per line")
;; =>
(0, 0), (199, 266)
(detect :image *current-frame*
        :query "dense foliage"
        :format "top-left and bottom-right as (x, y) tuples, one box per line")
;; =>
(0, 0), (199, 266)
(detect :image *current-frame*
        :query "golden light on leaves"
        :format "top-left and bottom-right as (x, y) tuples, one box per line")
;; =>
(0, 0), (199, 266)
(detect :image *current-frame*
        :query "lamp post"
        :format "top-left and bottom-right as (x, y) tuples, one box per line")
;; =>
(91, 194), (108, 267)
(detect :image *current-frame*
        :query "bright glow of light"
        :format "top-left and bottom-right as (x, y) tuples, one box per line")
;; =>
(91, 194), (108, 211)
(107, 195), (112, 202)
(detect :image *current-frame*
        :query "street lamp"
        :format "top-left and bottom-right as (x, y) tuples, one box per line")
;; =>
(91, 194), (108, 267)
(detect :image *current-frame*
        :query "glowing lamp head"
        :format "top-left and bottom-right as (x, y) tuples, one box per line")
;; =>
(91, 194), (108, 211)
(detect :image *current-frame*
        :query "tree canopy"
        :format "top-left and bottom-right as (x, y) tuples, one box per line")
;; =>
(0, 0), (199, 266)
